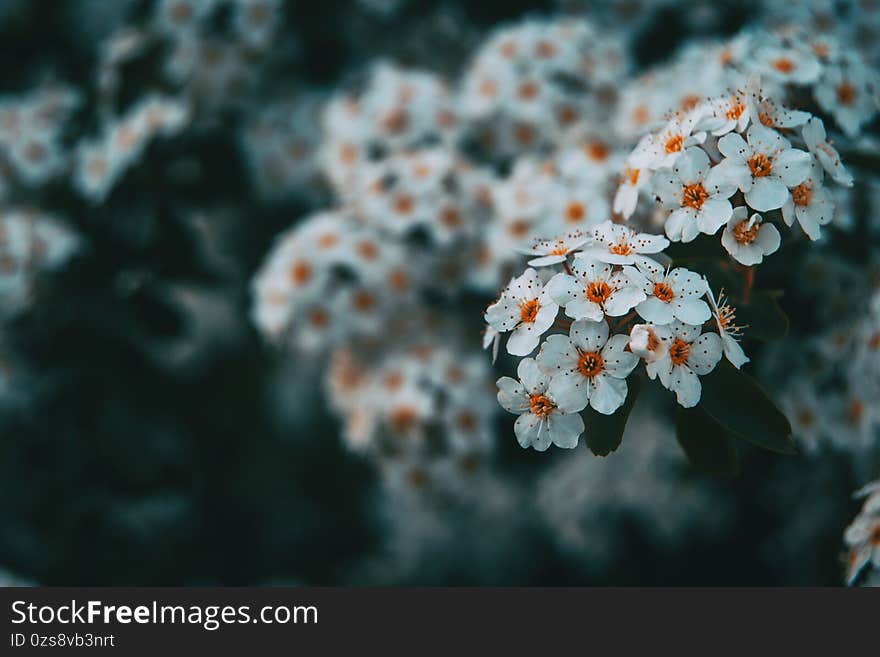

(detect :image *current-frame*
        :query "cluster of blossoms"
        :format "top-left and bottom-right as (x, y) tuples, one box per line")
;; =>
(0, 209), (80, 316)
(326, 340), (497, 502)
(488, 221), (736, 449)
(844, 480), (880, 587)
(767, 284), (880, 458)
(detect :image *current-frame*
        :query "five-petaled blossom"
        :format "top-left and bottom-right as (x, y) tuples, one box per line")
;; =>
(645, 320), (723, 408)
(547, 253), (645, 321)
(629, 259), (712, 326)
(485, 268), (559, 356)
(721, 206), (781, 266)
(496, 358), (584, 451)
(578, 220), (668, 266)
(536, 319), (639, 415)
(517, 230), (590, 267)
(654, 146), (737, 243)
(715, 124), (812, 212)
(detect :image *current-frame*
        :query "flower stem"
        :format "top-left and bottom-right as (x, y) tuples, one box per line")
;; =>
(741, 266), (754, 305)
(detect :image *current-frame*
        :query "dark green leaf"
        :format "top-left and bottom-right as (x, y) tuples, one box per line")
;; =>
(584, 375), (641, 457)
(699, 360), (796, 455)
(675, 407), (740, 476)
(737, 291), (789, 341)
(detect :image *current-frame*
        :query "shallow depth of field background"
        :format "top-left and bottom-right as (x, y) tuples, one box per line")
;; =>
(0, 0), (875, 586)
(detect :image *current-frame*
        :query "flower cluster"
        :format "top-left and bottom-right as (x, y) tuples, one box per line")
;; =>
(488, 221), (735, 449)
(326, 340), (497, 501)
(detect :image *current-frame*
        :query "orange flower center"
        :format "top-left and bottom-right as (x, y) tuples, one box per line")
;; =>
(758, 111), (775, 127)
(772, 58), (795, 74)
(577, 351), (605, 378)
(681, 94), (701, 111)
(681, 183), (709, 210)
(792, 182), (813, 207)
(669, 338), (691, 365)
(868, 332), (880, 349)
(748, 153), (773, 178)
(290, 261), (311, 286)
(520, 298), (541, 323)
(394, 195), (415, 214)
(645, 329), (660, 352)
(518, 81), (539, 100)
(566, 201), (585, 222)
(726, 100), (746, 120)
(837, 82), (857, 105)
(654, 282), (675, 302)
(609, 241), (633, 256)
(733, 219), (760, 244)
(529, 393), (555, 418)
(665, 134), (684, 153)
(586, 141), (610, 161)
(586, 280), (612, 304)
(625, 167), (640, 185)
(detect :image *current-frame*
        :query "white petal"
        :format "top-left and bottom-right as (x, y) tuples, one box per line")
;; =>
(717, 132), (749, 160)
(755, 223), (781, 256)
(589, 374), (628, 415)
(670, 366), (702, 408)
(637, 296), (675, 324)
(508, 324), (542, 356)
(601, 334), (639, 378)
(548, 371), (589, 413)
(745, 177), (789, 211)
(528, 254), (568, 267)
(673, 147), (710, 185)
(515, 413), (551, 450)
(517, 357), (550, 394)
(722, 334), (750, 369)
(496, 376), (528, 414)
(547, 411), (584, 449)
(570, 319), (609, 352)
(774, 149), (812, 187)
(536, 335), (579, 374)
(604, 286), (646, 316)
(696, 197), (732, 235)
(688, 332), (723, 374)
(672, 297), (711, 325)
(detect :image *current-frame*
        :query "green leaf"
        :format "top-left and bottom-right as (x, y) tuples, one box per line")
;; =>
(584, 376), (641, 457)
(699, 360), (796, 455)
(675, 407), (740, 476)
(737, 291), (789, 341)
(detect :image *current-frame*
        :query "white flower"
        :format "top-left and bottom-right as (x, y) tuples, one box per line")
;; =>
(756, 45), (821, 86)
(496, 358), (584, 451)
(629, 323), (670, 363)
(484, 268), (559, 356)
(546, 254), (646, 322)
(780, 160), (834, 240)
(814, 56), (877, 138)
(536, 320), (638, 415)
(653, 146), (737, 243)
(715, 124), (812, 212)
(801, 117), (853, 187)
(629, 259), (712, 325)
(721, 207), (780, 266)
(697, 88), (751, 136)
(517, 230), (590, 267)
(578, 220), (668, 266)
(629, 107), (707, 170)
(704, 283), (749, 369)
(645, 320), (723, 408)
